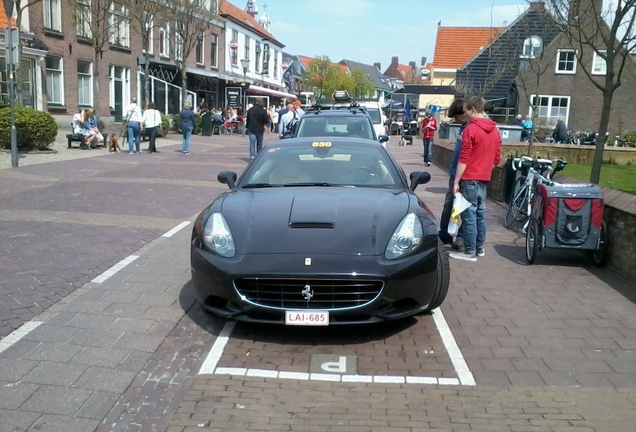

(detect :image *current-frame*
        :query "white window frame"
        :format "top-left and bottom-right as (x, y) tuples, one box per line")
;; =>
(142, 12), (154, 54)
(244, 35), (250, 63)
(175, 30), (184, 62)
(556, 49), (577, 74)
(210, 34), (218, 68)
(76, 0), (91, 38)
(529, 94), (571, 126)
(109, 2), (130, 48)
(231, 29), (238, 65)
(592, 50), (607, 75)
(196, 33), (205, 65)
(159, 25), (169, 57)
(109, 65), (131, 112)
(273, 50), (278, 78)
(44, 0), (62, 31)
(522, 36), (542, 58)
(77, 60), (93, 107)
(45, 55), (64, 105)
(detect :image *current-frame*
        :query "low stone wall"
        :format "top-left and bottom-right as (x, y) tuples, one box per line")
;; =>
(433, 140), (636, 282)
(501, 142), (636, 165)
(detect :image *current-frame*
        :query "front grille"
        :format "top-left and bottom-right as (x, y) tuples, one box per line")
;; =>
(233, 278), (383, 310)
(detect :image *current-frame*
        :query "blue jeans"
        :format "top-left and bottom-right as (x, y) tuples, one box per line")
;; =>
(182, 127), (193, 153)
(459, 180), (487, 254)
(423, 138), (433, 163)
(127, 121), (141, 152)
(248, 133), (264, 158)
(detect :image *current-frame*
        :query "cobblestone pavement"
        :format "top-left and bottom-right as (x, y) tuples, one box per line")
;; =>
(1, 134), (635, 431)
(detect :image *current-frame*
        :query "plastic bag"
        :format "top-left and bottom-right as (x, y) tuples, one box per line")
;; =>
(448, 193), (471, 236)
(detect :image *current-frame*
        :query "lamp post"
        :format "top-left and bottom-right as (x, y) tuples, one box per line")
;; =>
(4, 0), (18, 167)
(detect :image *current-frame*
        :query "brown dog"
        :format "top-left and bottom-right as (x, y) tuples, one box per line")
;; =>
(108, 134), (121, 153)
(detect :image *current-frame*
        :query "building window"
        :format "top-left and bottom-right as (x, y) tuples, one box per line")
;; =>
(556, 50), (576, 74)
(44, 0), (62, 31)
(45, 56), (64, 105)
(196, 33), (204, 64)
(255, 42), (261, 73)
(592, 50), (607, 75)
(76, 0), (91, 38)
(175, 28), (184, 61)
(231, 29), (238, 65)
(78, 60), (93, 107)
(522, 36), (542, 58)
(273, 50), (278, 78)
(530, 95), (570, 126)
(160, 25), (169, 56)
(210, 34), (218, 67)
(209, 0), (218, 13)
(109, 2), (129, 47)
(244, 36), (250, 62)
(142, 12), (153, 54)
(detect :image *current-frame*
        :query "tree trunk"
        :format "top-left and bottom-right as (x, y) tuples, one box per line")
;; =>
(590, 90), (613, 184)
(144, 51), (151, 109)
(181, 67), (188, 108)
(93, 53), (101, 114)
(14, 14), (23, 107)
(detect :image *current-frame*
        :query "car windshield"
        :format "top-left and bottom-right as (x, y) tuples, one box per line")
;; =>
(296, 117), (375, 140)
(240, 143), (401, 188)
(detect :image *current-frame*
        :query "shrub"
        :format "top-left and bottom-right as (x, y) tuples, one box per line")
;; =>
(0, 107), (58, 150)
(161, 114), (170, 135)
(622, 131), (636, 148)
(171, 113), (202, 134)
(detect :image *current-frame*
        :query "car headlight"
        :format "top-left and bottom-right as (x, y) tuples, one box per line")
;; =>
(385, 213), (423, 259)
(203, 213), (236, 258)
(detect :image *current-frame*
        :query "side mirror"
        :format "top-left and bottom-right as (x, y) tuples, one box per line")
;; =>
(378, 135), (389, 143)
(409, 171), (431, 191)
(217, 171), (237, 189)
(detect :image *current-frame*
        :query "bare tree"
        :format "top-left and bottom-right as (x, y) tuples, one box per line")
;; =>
(71, 0), (117, 114)
(125, 0), (169, 108)
(548, 0), (636, 184)
(12, 0), (44, 107)
(168, 0), (217, 104)
(514, 2), (562, 153)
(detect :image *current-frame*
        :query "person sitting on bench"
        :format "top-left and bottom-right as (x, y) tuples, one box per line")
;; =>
(72, 109), (91, 146)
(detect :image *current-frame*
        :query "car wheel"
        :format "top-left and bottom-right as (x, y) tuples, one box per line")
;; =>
(589, 220), (609, 267)
(424, 241), (450, 313)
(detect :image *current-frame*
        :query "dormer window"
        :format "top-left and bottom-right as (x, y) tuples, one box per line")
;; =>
(522, 36), (542, 58)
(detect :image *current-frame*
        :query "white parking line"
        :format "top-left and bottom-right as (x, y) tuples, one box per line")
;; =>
(0, 321), (43, 354)
(198, 310), (476, 386)
(162, 221), (191, 238)
(91, 255), (139, 284)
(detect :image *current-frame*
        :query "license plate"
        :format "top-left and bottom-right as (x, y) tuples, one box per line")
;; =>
(285, 311), (329, 326)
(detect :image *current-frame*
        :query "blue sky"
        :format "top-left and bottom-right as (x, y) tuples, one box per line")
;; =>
(230, 0), (530, 69)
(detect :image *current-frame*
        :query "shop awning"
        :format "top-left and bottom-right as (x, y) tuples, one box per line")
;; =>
(247, 85), (297, 100)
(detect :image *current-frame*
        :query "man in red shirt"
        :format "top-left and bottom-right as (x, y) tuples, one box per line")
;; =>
(421, 112), (437, 166)
(450, 96), (502, 262)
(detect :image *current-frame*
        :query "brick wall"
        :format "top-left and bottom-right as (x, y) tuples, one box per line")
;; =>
(433, 140), (636, 282)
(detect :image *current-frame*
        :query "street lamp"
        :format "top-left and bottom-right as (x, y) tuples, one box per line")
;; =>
(240, 58), (250, 80)
(3, 0), (18, 168)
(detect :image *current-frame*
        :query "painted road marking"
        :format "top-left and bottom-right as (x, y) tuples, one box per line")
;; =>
(162, 221), (191, 238)
(199, 309), (475, 386)
(0, 321), (43, 354)
(91, 255), (139, 284)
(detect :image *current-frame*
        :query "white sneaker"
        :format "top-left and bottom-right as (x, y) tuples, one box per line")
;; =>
(449, 251), (477, 262)
(477, 247), (485, 257)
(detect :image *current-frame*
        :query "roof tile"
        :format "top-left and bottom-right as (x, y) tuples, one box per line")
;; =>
(219, 0), (279, 44)
(433, 27), (505, 69)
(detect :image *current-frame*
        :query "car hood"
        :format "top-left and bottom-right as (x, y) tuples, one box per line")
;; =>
(220, 187), (411, 255)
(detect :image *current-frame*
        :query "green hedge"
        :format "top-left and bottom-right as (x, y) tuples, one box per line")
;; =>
(161, 113), (170, 134)
(171, 113), (202, 133)
(0, 108), (58, 150)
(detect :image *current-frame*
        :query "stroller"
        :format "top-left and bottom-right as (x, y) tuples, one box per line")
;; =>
(399, 120), (419, 146)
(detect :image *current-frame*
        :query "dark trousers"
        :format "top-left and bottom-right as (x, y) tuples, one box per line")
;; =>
(423, 138), (433, 163)
(147, 127), (158, 152)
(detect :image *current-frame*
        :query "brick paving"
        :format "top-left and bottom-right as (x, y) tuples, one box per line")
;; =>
(1, 134), (636, 431)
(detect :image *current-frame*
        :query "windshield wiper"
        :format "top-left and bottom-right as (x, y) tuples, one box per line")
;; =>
(282, 182), (336, 187)
(242, 183), (275, 188)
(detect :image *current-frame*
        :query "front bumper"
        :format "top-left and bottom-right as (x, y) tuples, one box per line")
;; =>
(190, 240), (438, 325)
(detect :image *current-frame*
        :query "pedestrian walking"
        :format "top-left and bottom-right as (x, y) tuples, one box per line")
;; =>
(245, 98), (269, 159)
(269, 107), (279, 133)
(278, 104), (298, 139)
(125, 97), (143, 154)
(142, 102), (162, 153)
(449, 96), (502, 262)
(180, 102), (196, 155)
(439, 98), (469, 247)
(421, 112), (437, 166)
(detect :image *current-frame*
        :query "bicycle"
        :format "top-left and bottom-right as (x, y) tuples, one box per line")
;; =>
(503, 156), (567, 231)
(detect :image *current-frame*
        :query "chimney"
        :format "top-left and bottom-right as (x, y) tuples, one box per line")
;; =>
(409, 61), (416, 70)
(421, 56), (427, 66)
(529, 1), (545, 11)
(374, 62), (381, 70)
(391, 56), (398, 65)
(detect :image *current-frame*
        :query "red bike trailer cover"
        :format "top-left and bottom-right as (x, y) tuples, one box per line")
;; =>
(539, 183), (604, 229)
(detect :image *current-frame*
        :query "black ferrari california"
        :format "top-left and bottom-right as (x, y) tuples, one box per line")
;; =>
(190, 137), (449, 325)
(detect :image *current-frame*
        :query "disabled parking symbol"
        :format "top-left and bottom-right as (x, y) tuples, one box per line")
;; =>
(309, 354), (357, 374)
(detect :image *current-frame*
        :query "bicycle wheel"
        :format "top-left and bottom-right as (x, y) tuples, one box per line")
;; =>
(525, 219), (540, 264)
(504, 179), (527, 228)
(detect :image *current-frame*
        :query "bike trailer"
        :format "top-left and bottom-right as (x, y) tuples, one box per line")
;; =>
(539, 183), (604, 249)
